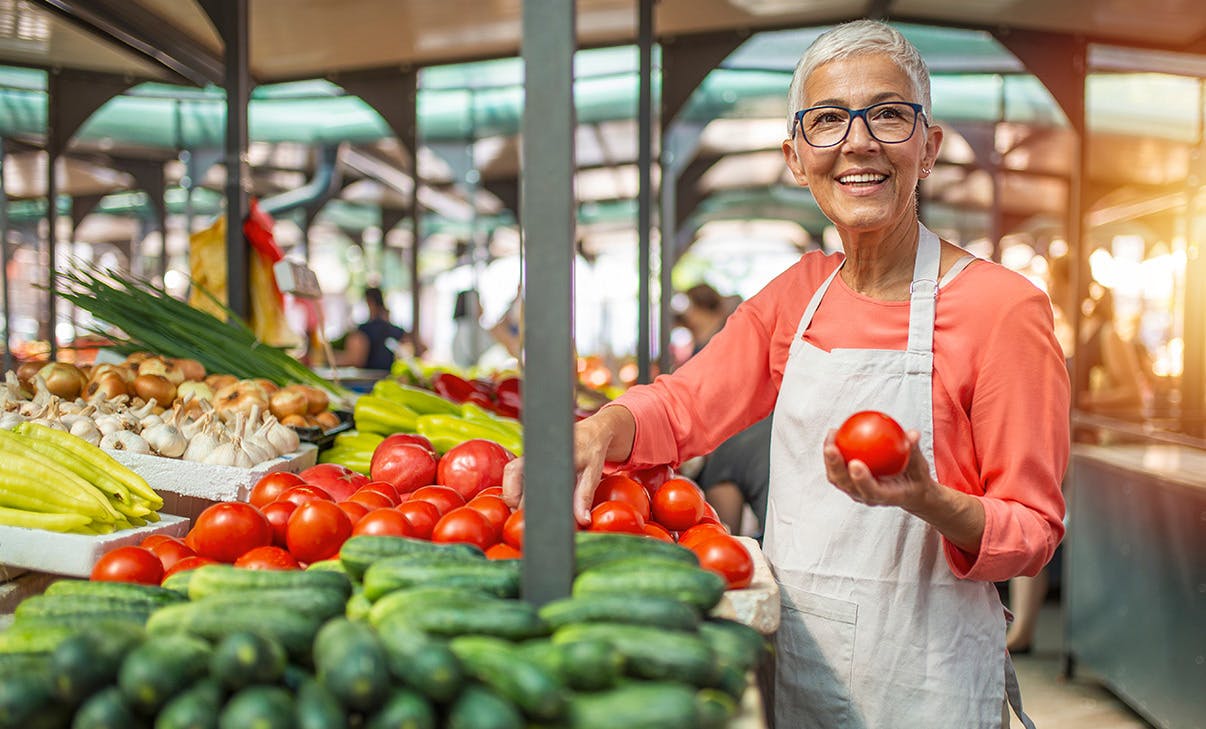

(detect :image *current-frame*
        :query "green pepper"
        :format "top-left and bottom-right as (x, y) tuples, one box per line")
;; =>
(414, 414), (523, 455)
(333, 431), (386, 451)
(458, 403), (522, 440)
(353, 396), (419, 436)
(371, 380), (462, 415)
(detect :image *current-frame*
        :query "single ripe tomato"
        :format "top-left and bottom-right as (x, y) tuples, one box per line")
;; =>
(691, 534), (755, 590)
(698, 501), (725, 527)
(286, 500), (353, 564)
(477, 486), (504, 498)
(353, 509), (414, 538)
(139, 534), (173, 550)
(91, 546), (164, 585)
(677, 522), (730, 550)
(234, 545), (300, 571)
(348, 489), (394, 511)
(588, 501), (645, 534)
(276, 484), (335, 508)
(650, 478), (706, 532)
(436, 439), (515, 501)
(466, 495), (511, 543)
(502, 508), (524, 550)
(337, 500), (370, 526)
(834, 410), (910, 477)
(262, 500), (298, 548)
(408, 485), (466, 516)
(146, 536), (195, 573)
(486, 542), (521, 560)
(297, 463), (369, 502)
(249, 472), (306, 508)
(431, 507), (496, 551)
(358, 481), (401, 505)
(396, 500), (440, 540)
(592, 474), (651, 520)
(643, 522), (675, 543)
(161, 555), (216, 582)
(187, 502), (273, 563)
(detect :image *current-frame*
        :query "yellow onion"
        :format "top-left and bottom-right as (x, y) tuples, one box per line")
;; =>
(280, 413), (312, 428)
(124, 351), (155, 366)
(86, 372), (131, 400)
(38, 362), (87, 399)
(205, 373), (239, 391)
(299, 385), (330, 415)
(173, 358), (206, 382)
(16, 360), (47, 390)
(269, 387), (309, 420)
(253, 378), (279, 396)
(132, 374), (177, 405)
(314, 411), (342, 430)
(213, 380), (269, 415)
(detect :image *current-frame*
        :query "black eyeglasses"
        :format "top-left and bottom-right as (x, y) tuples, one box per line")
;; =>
(791, 101), (927, 148)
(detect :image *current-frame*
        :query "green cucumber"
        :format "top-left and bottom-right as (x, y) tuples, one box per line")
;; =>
(446, 685), (523, 729)
(367, 586), (494, 625)
(189, 588), (346, 621)
(0, 624), (75, 655)
(187, 565), (351, 601)
(363, 558), (518, 601)
(209, 631), (287, 690)
(449, 635), (565, 721)
(313, 618), (390, 713)
(538, 594), (700, 631)
(71, 685), (148, 729)
(573, 532), (698, 572)
(519, 639), (624, 692)
(117, 633), (212, 714)
(15, 594), (157, 620)
(375, 621), (463, 703)
(45, 579), (186, 606)
(146, 602), (321, 662)
(304, 559), (348, 575)
(698, 618), (767, 672)
(553, 623), (717, 687)
(345, 590), (372, 622)
(375, 598), (547, 640)
(160, 569), (196, 596)
(572, 559), (726, 612)
(363, 689), (436, 729)
(294, 676), (347, 729)
(0, 652), (50, 680)
(695, 688), (739, 729)
(50, 625), (145, 704)
(0, 673), (68, 729)
(153, 678), (224, 729)
(340, 535), (483, 580)
(566, 682), (699, 729)
(218, 686), (294, 729)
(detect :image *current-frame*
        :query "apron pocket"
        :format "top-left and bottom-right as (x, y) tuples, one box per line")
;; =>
(775, 583), (859, 728)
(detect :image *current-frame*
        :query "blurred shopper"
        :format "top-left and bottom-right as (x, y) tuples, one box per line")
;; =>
(506, 21), (1067, 727)
(451, 290), (491, 368)
(337, 287), (410, 370)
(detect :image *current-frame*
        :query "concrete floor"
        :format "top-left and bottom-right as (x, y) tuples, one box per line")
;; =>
(1009, 603), (1154, 729)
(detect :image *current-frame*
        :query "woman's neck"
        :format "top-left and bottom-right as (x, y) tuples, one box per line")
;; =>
(839, 219), (920, 300)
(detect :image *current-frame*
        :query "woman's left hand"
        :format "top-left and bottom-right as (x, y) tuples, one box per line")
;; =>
(823, 429), (938, 511)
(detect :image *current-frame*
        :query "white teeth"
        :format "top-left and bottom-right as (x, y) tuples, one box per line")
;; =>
(839, 173), (887, 184)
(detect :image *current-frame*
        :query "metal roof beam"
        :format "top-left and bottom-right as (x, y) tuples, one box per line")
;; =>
(33, 0), (225, 87)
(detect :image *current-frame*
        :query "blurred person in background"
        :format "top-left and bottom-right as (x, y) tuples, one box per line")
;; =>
(506, 20), (1068, 727)
(451, 289), (491, 368)
(337, 286), (411, 371)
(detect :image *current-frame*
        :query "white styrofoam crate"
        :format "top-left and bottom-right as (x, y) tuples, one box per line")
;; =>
(103, 444), (318, 505)
(709, 536), (780, 636)
(0, 513), (189, 577)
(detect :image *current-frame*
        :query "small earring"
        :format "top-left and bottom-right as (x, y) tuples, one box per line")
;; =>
(921, 167), (931, 175)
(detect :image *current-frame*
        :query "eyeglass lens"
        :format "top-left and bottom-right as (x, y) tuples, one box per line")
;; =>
(799, 102), (919, 147)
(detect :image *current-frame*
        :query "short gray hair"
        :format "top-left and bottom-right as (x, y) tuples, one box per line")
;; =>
(786, 20), (932, 135)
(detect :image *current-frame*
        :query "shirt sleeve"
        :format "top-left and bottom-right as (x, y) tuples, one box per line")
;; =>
(944, 282), (1069, 582)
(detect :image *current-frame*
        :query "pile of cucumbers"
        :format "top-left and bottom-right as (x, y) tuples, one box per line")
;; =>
(0, 532), (769, 729)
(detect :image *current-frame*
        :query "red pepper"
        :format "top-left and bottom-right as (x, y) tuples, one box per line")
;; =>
(432, 373), (476, 404)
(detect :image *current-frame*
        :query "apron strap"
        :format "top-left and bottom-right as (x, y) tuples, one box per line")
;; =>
(1004, 653), (1038, 729)
(905, 224), (942, 355)
(939, 253), (978, 288)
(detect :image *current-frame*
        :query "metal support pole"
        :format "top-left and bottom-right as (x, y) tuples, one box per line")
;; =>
(520, 0), (576, 606)
(46, 140), (58, 361)
(636, 0), (654, 384)
(658, 164), (675, 376)
(0, 138), (10, 372)
(1181, 79), (1205, 435)
(219, 0), (251, 318)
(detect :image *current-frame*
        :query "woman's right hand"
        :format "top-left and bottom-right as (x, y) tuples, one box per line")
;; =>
(502, 405), (636, 525)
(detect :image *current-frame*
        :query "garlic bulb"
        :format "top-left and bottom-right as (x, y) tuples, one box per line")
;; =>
(100, 430), (151, 454)
(260, 417), (300, 456)
(144, 422), (187, 458)
(139, 413), (164, 432)
(69, 418), (102, 445)
(0, 412), (25, 430)
(94, 415), (126, 436)
(182, 425), (220, 462)
(203, 441), (239, 467)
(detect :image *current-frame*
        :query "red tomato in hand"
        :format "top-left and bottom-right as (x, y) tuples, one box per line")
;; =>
(91, 546), (163, 585)
(297, 463), (369, 502)
(353, 509), (414, 538)
(834, 410), (910, 477)
(467, 495), (511, 543)
(161, 555), (216, 581)
(277, 485), (334, 508)
(187, 502), (273, 563)
(502, 508), (524, 549)
(262, 500), (298, 548)
(431, 507), (496, 551)
(286, 501), (353, 564)
(370, 440), (439, 495)
(249, 472), (306, 509)
(436, 439), (515, 501)
(408, 485), (466, 516)
(592, 474), (651, 520)
(650, 478), (706, 532)
(146, 537), (195, 573)
(589, 501), (646, 534)
(396, 500), (440, 540)
(691, 534), (754, 589)
(234, 545), (300, 571)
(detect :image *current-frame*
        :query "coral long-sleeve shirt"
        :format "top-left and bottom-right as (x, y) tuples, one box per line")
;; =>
(615, 251), (1069, 582)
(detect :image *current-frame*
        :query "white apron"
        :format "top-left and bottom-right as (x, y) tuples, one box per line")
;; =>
(764, 223), (1034, 729)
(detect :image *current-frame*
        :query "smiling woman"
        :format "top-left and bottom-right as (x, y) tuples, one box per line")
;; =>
(503, 19), (1069, 729)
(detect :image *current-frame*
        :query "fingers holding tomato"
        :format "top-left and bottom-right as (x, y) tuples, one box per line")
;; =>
(825, 426), (934, 509)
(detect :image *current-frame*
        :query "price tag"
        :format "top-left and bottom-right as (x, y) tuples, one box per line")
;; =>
(273, 258), (322, 299)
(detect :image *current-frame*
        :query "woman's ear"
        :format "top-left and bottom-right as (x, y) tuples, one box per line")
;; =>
(920, 123), (943, 178)
(782, 138), (809, 188)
